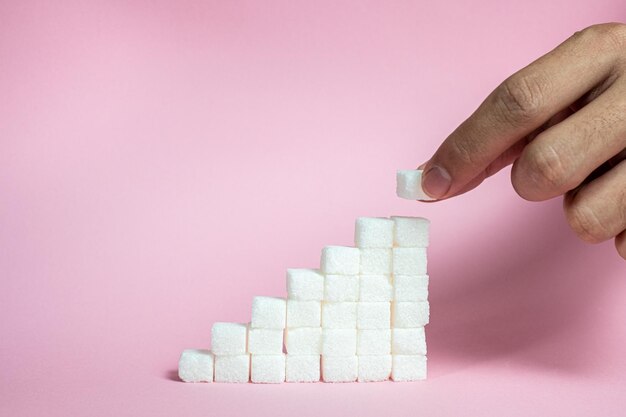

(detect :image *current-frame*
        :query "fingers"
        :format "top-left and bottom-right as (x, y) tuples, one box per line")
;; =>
(563, 159), (626, 244)
(616, 231), (626, 260)
(422, 24), (624, 200)
(511, 79), (626, 201)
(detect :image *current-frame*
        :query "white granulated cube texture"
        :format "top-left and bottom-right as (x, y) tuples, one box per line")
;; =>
(358, 355), (391, 382)
(287, 300), (321, 327)
(392, 216), (430, 247)
(392, 327), (427, 355)
(286, 355), (320, 382)
(250, 354), (286, 383)
(321, 302), (357, 328)
(248, 328), (284, 354)
(392, 301), (430, 328)
(392, 247), (427, 275)
(396, 170), (435, 201)
(322, 355), (358, 382)
(359, 275), (393, 302)
(357, 329), (391, 355)
(357, 302), (391, 329)
(178, 349), (214, 383)
(320, 246), (360, 275)
(285, 327), (322, 354)
(211, 322), (248, 355)
(287, 269), (325, 301)
(251, 296), (286, 329)
(322, 328), (357, 356)
(391, 355), (427, 381)
(354, 217), (394, 248)
(324, 275), (359, 302)
(214, 354), (250, 383)
(360, 248), (392, 274)
(393, 275), (429, 302)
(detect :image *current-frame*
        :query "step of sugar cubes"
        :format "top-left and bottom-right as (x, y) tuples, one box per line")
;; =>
(287, 269), (324, 301)
(392, 216), (430, 248)
(214, 354), (250, 383)
(178, 349), (214, 383)
(396, 170), (435, 201)
(211, 322), (248, 355)
(354, 217), (394, 248)
(251, 296), (286, 329)
(251, 354), (286, 383)
(320, 246), (360, 275)
(286, 355), (321, 383)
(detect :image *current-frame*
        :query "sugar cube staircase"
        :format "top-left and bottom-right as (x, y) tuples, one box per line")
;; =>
(179, 215), (430, 383)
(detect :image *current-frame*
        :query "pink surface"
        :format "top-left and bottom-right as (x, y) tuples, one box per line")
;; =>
(2, 1), (625, 415)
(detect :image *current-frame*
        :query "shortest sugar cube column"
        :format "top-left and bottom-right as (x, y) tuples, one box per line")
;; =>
(396, 170), (435, 201)
(251, 296), (286, 329)
(178, 349), (214, 383)
(214, 354), (250, 383)
(322, 356), (358, 383)
(251, 354), (286, 383)
(358, 355), (392, 382)
(391, 355), (427, 381)
(286, 355), (320, 382)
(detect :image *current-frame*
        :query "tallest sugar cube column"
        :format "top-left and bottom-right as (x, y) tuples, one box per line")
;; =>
(391, 216), (430, 381)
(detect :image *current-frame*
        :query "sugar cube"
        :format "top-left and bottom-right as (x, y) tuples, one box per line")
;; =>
(354, 217), (394, 248)
(392, 328), (427, 355)
(320, 246), (360, 275)
(393, 275), (429, 301)
(324, 275), (359, 302)
(359, 275), (393, 301)
(322, 302), (357, 328)
(287, 269), (324, 301)
(322, 356), (358, 382)
(287, 300), (321, 327)
(396, 170), (435, 201)
(360, 248), (392, 274)
(392, 301), (430, 328)
(285, 327), (322, 354)
(248, 328), (284, 354)
(357, 329), (391, 355)
(391, 355), (427, 381)
(286, 355), (320, 382)
(357, 302), (391, 329)
(211, 322), (248, 355)
(251, 296), (286, 329)
(250, 354), (285, 383)
(358, 355), (391, 382)
(392, 247), (427, 275)
(321, 328), (357, 356)
(392, 216), (430, 247)
(214, 354), (250, 383)
(178, 349), (214, 383)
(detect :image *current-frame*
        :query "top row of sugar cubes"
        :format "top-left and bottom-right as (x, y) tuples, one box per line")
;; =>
(355, 217), (429, 248)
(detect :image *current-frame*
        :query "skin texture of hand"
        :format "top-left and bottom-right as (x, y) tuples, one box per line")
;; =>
(421, 23), (626, 260)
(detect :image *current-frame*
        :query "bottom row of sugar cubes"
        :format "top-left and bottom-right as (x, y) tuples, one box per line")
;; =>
(178, 350), (426, 383)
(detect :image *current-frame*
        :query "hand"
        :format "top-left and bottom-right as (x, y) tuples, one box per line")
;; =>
(421, 23), (626, 260)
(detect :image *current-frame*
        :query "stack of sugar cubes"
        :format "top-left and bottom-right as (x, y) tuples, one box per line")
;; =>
(178, 216), (430, 383)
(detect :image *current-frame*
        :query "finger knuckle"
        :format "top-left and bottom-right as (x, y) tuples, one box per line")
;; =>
(615, 234), (626, 260)
(577, 23), (626, 52)
(566, 199), (611, 243)
(449, 134), (481, 165)
(494, 74), (545, 125)
(525, 143), (571, 192)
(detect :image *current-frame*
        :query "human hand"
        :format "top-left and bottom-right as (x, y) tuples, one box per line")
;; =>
(421, 23), (626, 259)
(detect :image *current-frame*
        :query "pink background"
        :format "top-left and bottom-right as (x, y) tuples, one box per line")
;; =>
(2, 1), (625, 415)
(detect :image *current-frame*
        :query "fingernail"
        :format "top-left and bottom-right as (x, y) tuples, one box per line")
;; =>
(422, 165), (452, 199)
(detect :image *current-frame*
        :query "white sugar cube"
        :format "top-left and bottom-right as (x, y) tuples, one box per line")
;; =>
(360, 248), (392, 274)
(396, 170), (435, 201)
(211, 322), (248, 355)
(391, 355), (427, 381)
(287, 300), (321, 327)
(322, 328), (357, 356)
(358, 355), (392, 382)
(393, 275), (429, 301)
(392, 216), (430, 247)
(357, 302), (391, 329)
(285, 327), (322, 354)
(321, 302), (357, 328)
(248, 328), (284, 354)
(354, 217), (394, 248)
(357, 329), (391, 355)
(250, 354), (285, 383)
(359, 275), (393, 301)
(322, 355), (358, 382)
(392, 247), (427, 275)
(320, 246), (360, 275)
(286, 355), (320, 382)
(178, 349), (214, 383)
(214, 354), (250, 383)
(392, 301), (430, 328)
(251, 296), (286, 329)
(287, 269), (325, 301)
(324, 275), (359, 302)
(392, 328), (427, 355)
